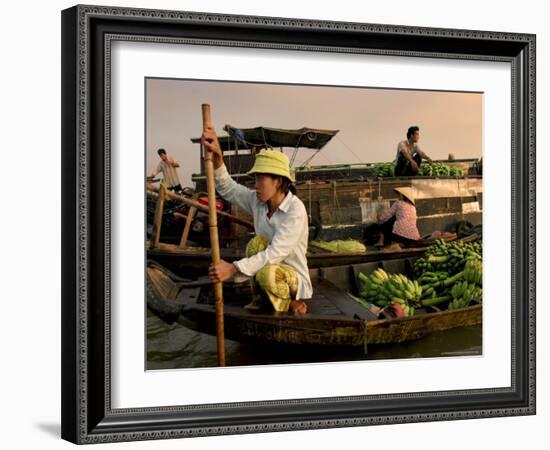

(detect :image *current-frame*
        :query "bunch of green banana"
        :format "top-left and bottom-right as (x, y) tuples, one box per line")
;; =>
(357, 269), (421, 316)
(415, 271), (452, 307)
(357, 268), (390, 305)
(448, 280), (483, 310)
(449, 166), (463, 177)
(419, 162), (462, 177)
(382, 273), (422, 316)
(417, 271), (449, 298)
(425, 239), (450, 257)
(421, 240), (482, 275)
(413, 257), (433, 277)
(463, 258), (483, 286)
(372, 162), (396, 177)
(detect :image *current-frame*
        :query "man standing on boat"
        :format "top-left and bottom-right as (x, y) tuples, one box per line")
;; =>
(149, 148), (184, 194)
(201, 127), (311, 315)
(394, 126), (433, 176)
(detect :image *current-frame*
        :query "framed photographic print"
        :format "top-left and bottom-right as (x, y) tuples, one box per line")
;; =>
(61, 4), (536, 444)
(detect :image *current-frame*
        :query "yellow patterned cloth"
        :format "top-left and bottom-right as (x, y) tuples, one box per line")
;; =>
(246, 236), (299, 312)
(255, 264), (299, 312)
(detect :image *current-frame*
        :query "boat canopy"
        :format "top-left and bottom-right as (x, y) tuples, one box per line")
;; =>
(191, 125), (339, 152)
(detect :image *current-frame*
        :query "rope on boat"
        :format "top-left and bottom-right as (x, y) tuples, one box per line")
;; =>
(310, 150), (349, 180)
(335, 134), (364, 164)
(289, 133), (304, 167)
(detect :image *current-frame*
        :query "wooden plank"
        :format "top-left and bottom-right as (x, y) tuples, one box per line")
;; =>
(314, 278), (378, 321)
(416, 196), (478, 216)
(179, 203), (197, 248)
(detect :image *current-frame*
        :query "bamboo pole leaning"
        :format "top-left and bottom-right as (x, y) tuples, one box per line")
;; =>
(150, 181), (166, 249)
(147, 186), (254, 230)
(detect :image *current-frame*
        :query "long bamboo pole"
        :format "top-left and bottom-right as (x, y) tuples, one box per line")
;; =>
(202, 104), (226, 367)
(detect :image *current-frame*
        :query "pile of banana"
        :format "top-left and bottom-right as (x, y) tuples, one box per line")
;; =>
(419, 162), (463, 177)
(448, 280), (483, 310)
(372, 162), (396, 177)
(463, 257), (483, 285)
(370, 161), (463, 178)
(357, 268), (422, 316)
(413, 239), (482, 276)
(416, 271), (449, 300)
(447, 258), (483, 309)
(357, 268), (389, 305)
(415, 248), (483, 310)
(356, 240), (483, 316)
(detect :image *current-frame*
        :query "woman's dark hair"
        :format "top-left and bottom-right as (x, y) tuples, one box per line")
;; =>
(280, 176), (297, 195)
(407, 126), (419, 139)
(266, 174), (296, 195)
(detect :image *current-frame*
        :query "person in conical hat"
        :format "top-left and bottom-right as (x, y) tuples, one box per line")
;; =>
(201, 126), (310, 314)
(375, 187), (420, 249)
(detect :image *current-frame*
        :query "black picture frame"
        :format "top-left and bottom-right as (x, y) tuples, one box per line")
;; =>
(61, 4), (536, 444)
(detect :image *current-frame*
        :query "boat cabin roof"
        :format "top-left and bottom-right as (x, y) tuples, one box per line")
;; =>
(191, 125), (339, 152)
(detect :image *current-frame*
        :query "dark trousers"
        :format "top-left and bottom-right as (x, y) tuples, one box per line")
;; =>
(379, 217), (416, 247)
(395, 153), (422, 176)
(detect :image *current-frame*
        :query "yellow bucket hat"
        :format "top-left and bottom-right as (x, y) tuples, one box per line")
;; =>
(247, 150), (295, 182)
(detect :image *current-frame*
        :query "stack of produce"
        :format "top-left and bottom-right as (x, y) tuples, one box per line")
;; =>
(419, 162), (463, 177)
(310, 239), (367, 253)
(416, 271), (451, 304)
(357, 268), (422, 316)
(448, 258), (483, 309)
(414, 243), (483, 310)
(413, 239), (482, 276)
(355, 240), (482, 317)
(372, 162), (395, 177)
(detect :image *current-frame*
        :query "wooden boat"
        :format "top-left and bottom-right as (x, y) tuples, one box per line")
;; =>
(146, 257), (482, 347)
(147, 232), (479, 278)
(154, 125), (482, 244)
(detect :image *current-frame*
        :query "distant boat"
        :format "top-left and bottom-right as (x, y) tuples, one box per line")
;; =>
(148, 124), (482, 245)
(146, 233), (479, 278)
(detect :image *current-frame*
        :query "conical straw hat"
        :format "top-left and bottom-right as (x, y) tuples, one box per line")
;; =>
(394, 187), (415, 205)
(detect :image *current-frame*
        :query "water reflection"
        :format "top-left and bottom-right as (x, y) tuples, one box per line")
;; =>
(146, 309), (482, 370)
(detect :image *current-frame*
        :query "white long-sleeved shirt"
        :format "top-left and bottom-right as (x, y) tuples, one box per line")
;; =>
(215, 164), (312, 299)
(153, 160), (181, 188)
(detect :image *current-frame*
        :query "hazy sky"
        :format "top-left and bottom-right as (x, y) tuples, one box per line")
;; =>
(146, 78), (482, 187)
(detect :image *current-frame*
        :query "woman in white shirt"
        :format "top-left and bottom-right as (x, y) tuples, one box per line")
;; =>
(202, 127), (311, 314)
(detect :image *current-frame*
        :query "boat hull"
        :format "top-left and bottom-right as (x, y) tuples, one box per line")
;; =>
(147, 259), (482, 347)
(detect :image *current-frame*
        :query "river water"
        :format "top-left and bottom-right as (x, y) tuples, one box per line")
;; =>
(146, 308), (482, 370)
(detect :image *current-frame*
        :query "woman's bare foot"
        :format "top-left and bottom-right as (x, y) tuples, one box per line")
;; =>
(243, 302), (261, 310)
(383, 242), (402, 252)
(289, 300), (307, 314)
